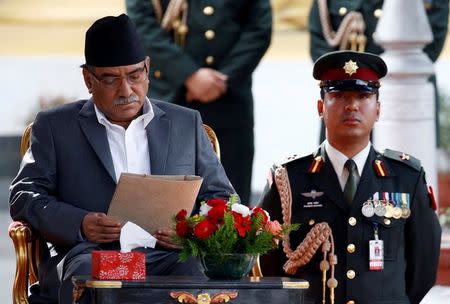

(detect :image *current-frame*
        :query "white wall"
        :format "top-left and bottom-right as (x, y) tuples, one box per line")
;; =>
(1, 57), (449, 197)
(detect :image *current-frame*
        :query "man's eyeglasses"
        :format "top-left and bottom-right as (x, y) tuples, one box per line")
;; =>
(86, 65), (148, 89)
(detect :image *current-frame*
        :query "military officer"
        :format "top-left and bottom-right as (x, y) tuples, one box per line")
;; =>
(126, 0), (272, 204)
(259, 51), (441, 304)
(309, 0), (449, 143)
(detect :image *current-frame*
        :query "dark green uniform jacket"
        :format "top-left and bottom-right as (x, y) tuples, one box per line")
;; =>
(309, 0), (449, 62)
(126, 0), (272, 129)
(259, 146), (441, 304)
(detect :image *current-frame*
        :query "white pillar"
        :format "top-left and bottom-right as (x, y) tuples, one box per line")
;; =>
(373, 0), (437, 191)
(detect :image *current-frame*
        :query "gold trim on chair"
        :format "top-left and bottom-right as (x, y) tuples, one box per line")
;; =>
(10, 122), (38, 304)
(203, 124), (220, 160)
(9, 222), (33, 304)
(20, 123), (33, 158)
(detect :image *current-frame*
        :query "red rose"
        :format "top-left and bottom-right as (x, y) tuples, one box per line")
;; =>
(251, 207), (269, 225)
(207, 199), (227, 208)
(175, 209), (188, 221)
(207, 205), (227, 224)
(176, 220), (189, 237)
(194, 219), (217, 240)
(232, 212), (252, 237)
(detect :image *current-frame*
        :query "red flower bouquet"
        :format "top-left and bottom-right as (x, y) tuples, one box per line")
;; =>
(173, 195), (297, 262)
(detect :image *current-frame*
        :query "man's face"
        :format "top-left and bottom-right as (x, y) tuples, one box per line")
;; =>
(318, 90), (380, 143)
(82, 57), (150, 126)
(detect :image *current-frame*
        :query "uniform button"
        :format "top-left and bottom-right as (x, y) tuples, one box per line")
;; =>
(347, 301), (355, 304)
(348, 217), (357, 226)
(339, 7), (348, 16)
(347, 244), (356, 253)
(374, 8), (382, 18)
(154, 70), (162, 79)
(346, 270), (356, 279)
(205, 56), (214, 65)
(205, 30), (215, 40)
(203, 6), (214, 16)
(308, 219), (315, 226)
(384, 218), (391, 225)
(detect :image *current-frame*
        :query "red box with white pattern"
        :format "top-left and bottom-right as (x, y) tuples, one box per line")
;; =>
(91, 250), (146, 280)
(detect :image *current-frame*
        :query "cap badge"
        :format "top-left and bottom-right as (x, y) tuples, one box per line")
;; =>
(343, 60), (359, 76)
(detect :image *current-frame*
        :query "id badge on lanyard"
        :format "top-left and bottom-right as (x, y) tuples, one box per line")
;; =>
(369, 223), (384, 271)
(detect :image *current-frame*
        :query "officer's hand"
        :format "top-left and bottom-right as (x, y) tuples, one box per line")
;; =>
(185, 68), (228, 103)
(81, 212), (122, 243)
(154, 227), (182, 250)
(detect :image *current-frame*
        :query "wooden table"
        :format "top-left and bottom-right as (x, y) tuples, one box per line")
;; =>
(72, 276), (309, 304)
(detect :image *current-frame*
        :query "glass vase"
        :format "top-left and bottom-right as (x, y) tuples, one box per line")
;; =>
(200, 253), (256, 280)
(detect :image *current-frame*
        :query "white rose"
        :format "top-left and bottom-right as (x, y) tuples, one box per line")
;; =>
(199, 203), (212, 216)
(231, 203), (251, 217)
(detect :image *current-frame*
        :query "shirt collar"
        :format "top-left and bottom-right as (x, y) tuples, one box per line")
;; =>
(325, 140), (371, 176)
(94, 97), (154, 128)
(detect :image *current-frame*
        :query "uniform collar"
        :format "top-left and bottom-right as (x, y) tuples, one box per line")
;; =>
(325, 140), (371, 177)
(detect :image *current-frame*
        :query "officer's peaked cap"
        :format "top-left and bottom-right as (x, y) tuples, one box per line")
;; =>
(85, 14), (146, 67)
(313, 51), (387, 93)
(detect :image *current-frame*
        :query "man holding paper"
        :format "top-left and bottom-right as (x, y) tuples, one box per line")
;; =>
(9, 14), (234, 304)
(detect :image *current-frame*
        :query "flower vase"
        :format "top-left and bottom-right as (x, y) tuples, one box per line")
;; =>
(200, 253), (256, 280)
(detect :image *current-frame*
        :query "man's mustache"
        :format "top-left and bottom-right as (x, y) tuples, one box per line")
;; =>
(113, 95), (140, 105)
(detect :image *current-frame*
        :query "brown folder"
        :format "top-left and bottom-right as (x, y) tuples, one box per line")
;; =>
(108, 173), (203, 234)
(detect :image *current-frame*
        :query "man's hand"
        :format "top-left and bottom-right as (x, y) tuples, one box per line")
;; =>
(81, 212), (122, 243)
(154, 227), (182, 250)
(185, 68), (228, 103)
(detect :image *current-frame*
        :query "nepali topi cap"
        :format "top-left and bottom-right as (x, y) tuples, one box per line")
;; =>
(84, 14), (146, 67)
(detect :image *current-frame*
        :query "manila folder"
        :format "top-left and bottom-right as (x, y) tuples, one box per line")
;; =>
(108, 173), (203, 234)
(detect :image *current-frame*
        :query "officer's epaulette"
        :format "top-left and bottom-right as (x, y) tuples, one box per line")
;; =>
(278, 153), (303, 167)
(382, 149), (421, 171)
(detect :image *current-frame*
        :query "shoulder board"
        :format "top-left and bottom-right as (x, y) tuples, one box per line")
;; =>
(382, 149), (421, 171)
(278, 153), (305, 166)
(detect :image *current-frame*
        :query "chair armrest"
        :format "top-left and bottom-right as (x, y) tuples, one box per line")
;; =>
(9, 220), (40, 304)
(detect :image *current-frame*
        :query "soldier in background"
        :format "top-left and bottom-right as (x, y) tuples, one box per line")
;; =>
(309, 0), (449, 143)
(126, 0), (272, 204)
(259, 50), (441, 304)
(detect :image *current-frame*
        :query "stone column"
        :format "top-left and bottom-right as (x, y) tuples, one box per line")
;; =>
(373, 0), (437, 191)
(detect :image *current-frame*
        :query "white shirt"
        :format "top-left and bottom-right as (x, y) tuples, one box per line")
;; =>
(325, 140), (371, 191)
(94, 97), (154, 182)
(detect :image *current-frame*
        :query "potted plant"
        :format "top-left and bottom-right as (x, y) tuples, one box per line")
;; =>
(172, 195), (297, 279)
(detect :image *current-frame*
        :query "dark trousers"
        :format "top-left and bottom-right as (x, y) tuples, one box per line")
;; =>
(214, 127), (254, 205)
(59, 248), (204, 304)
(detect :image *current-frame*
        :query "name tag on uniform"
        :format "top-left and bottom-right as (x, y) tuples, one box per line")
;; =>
(369, 240), (384, 271)
(303, 201), (323, 208)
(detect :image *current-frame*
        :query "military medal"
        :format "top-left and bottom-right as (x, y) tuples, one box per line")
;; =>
(384, 202), (393, 218)
(402, 207), (411, 218)
(401, 193), (411, 218)
(374, 200), (386, 217)
(362, 200), (375, 217)
(391, 193), (402, 219)
(383, 193), (393, 218)
(392, 206), (402, 219)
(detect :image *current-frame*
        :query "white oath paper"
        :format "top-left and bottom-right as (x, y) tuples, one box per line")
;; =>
(120, 221), (157, 253)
